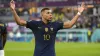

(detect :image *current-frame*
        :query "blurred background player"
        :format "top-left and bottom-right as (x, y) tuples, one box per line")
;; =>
(0, 20), (7, 56)
(10, 0), (85, 56)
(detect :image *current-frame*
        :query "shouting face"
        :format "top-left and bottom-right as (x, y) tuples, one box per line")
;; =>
(41, 9), (53, 21)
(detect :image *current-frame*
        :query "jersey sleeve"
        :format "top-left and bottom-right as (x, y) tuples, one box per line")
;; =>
(1, 24), (7, 34)
(56, 22), (63, 30)
(26, 20), (38, 29)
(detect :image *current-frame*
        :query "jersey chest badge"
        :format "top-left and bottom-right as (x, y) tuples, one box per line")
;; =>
(45, 27), (48, 32)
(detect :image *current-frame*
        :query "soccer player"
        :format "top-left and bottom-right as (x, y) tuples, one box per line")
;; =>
(0, 20), (7, 56)
(10, 0), (86, 56)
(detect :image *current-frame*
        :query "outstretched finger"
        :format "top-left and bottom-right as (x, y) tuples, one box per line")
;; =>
(10, 0), (14, 3)
(81, 2), (85, 7)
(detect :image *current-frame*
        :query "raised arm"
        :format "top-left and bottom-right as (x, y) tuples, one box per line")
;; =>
(63, 2), (86, 28)
(10, 0), (26, 26)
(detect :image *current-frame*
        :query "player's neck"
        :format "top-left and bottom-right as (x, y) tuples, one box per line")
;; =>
(42, 18), (48, 24)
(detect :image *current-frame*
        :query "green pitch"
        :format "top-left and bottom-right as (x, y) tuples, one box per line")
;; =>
(4, 41), (100, 56)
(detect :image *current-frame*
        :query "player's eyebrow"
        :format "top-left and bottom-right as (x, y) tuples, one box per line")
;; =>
(47, 12), (52, 14)
(47, 10), (52, 14)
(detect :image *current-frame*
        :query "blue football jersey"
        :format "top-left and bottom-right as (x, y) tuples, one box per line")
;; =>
(26, 20), (63, 56)
(0, 23), (7, 49)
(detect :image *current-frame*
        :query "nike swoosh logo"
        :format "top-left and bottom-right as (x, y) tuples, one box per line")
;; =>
(38, 27), (42, 29)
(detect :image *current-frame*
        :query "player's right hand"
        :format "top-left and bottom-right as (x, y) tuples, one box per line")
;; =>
(10, 0), (15, 10)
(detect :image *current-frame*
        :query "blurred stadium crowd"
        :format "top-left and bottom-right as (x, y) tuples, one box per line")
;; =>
(0, 0), (100, 42)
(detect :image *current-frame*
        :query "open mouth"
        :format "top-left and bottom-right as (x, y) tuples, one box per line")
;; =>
(49, 18), (52, 20)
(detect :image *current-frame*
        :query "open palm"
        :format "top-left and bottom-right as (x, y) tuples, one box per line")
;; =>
(78, 2), (86, 13)
(10, 0), (15, 10)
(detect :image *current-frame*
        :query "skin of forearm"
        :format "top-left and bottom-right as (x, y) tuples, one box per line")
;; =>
(70, 14), (80, 27)
(11, 9), (22, 25)
(64, 14), (80, 28)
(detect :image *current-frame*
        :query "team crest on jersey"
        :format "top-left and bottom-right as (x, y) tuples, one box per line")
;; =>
(45, 27), (48, 32)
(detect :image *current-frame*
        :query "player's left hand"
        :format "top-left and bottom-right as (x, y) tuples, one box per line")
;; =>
(78, 2), (86, 13)
(10, 0), (15, 10)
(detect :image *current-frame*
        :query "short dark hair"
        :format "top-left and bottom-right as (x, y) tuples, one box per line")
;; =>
(41, 8), (50, 12)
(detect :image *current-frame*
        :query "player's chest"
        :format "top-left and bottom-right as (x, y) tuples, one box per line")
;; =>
(37, 24), (56, 34)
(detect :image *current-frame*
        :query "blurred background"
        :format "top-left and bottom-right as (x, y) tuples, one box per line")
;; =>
(0, 0), (100, 56)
